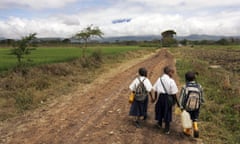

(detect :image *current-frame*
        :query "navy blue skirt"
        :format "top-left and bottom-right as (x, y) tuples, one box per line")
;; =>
(155, 93), (172, 122)
(129, 96), (148, 117)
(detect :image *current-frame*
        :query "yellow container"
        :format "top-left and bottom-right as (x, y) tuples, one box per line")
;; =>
(129, 92), (134, 104)
(174, 107), (182, 115)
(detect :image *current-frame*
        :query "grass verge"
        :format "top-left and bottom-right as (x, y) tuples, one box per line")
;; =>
(170, 45), (240, 144)
(0, 46), (156, 121)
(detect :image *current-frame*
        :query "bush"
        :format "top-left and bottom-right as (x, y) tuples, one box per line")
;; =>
(80, 49), (103, 68)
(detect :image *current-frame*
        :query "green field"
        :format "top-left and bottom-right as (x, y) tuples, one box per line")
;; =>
(0, 46), (142, 72)
(170, 45), (240, 144)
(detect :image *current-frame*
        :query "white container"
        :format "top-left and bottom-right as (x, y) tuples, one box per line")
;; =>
(181, 110), (192, 128)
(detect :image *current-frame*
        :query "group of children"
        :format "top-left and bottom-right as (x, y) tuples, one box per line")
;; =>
(129, 66), (204, 138)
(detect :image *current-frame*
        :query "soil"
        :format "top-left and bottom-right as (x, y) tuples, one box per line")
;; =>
(0, 49), (202, 144)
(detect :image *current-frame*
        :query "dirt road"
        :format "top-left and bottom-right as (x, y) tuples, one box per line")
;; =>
(0, 49), (200, 144)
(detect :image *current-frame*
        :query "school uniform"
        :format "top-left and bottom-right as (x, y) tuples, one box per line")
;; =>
(129, 76), (152, 117)
(153, 74), (178, 123)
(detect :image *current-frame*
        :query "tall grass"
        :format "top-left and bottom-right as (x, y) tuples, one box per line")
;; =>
(170, 46), (240, 144)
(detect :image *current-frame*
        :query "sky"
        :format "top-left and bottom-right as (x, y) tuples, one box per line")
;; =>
(0, 0), (240, 39)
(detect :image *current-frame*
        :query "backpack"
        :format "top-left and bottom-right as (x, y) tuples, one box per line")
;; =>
(134, 77), (148, 101)
(184, 83), (201, 111)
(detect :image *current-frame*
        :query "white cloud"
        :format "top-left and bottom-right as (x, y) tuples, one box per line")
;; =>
(125, 0), (240, 9)
(0, 0), (77, 9)
(0, 17), (80, 38)
(0, 0), (239, 38)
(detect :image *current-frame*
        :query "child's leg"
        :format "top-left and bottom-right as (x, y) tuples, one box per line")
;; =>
(191, 109), (200, 138)
(134, 116), (141, 128)
(193, 121), (199, 138)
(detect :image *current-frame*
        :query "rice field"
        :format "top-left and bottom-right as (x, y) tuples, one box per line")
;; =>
(0, 46), (142, 72)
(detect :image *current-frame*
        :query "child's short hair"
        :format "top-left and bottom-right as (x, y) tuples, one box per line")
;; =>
(163, 66), (174, 74)
(138, 67), (147, 77)
(185, 71), (197, 82)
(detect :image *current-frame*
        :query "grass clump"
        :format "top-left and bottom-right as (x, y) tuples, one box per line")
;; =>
(14, 90), (34, 111)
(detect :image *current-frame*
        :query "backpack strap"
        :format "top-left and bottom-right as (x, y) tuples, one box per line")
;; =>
(137, 77), (146, 84)
(160, 78), (168, 94)
(136, 77), (146, 90)
(161, 78), (180, 107)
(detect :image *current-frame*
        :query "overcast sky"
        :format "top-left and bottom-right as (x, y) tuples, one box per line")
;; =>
(0, 0), (240, 39)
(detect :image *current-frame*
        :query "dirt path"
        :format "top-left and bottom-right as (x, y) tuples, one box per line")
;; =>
(0, 49), (200, 144)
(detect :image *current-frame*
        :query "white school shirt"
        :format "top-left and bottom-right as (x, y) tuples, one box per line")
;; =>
(153, 74), (178, 95)
(129, 76), (152, 92)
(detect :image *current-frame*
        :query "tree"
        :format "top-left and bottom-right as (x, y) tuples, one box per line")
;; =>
(161, 30), (177, 47)
(12, 33), (37, 63)
(216, 38), (230, 45)
(74, 25), (104, 57)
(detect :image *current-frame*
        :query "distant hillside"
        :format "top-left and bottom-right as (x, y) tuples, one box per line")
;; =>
(100, 35), (160, 42)
(101, 34), (240, 42)
(0, 37), (5, 40)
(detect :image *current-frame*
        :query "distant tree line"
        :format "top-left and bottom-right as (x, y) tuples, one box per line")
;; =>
(1, 36), (240, 47)
(178, 37), (240, 46)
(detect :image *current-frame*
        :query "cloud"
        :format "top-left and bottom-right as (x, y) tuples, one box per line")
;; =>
(0, 17), (80, 38)
(0, 0), (78, 9)
(0, 0), (240, 38)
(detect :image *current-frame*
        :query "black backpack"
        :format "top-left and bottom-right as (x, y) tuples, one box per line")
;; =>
(184, 83), (201, 111)
(134, 77), (148, 101)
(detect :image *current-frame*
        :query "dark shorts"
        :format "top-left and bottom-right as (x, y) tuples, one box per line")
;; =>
(188, 109), (200, 121)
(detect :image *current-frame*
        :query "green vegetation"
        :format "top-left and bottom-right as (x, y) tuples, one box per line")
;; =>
(161, 30), (177, 47)
(11, 33), (37, 63)
(170, 45), (240, 144)
(0, 46), (141, 72)
(74, 25), (104, 57)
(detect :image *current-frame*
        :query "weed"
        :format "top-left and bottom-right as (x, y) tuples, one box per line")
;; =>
(14, 91), (33, 111)
(34, 78), (50, 90)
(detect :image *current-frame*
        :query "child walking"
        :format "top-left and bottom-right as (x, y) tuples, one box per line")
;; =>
(153, 66), (178, 134)
(179, 71), (204, 138)
(129, 67), (153, 128)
